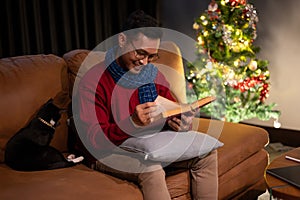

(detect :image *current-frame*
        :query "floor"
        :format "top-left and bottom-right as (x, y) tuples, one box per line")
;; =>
(257, 142), (295, 200)
(265, 142), (295, 162)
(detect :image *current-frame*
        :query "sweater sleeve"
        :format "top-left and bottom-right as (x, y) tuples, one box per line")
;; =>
(94, 87), (139, 146)
(76, 66), (139, 151)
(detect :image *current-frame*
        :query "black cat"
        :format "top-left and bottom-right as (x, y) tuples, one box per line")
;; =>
(4, 99), (83, 171)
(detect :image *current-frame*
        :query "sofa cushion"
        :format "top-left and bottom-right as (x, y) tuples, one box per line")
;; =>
(0, 55), (69, 163)
(120, 130), (223, 162)
(63, 49), (105, 97)
(166, 170), (191, 199)
(0, 164), (143, 200)
(154, 41), (187, 103)
(0, 163), (191, 200)
(193, 118), (269, 176)
(218, 149), (268, 199)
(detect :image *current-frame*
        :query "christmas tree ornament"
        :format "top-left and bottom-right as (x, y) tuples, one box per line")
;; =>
(208, 0), (218, 12)
(197, 35), (203, 44)
(234, 96), (240, 102)
(249, 60), (257, 71)
(193, 22), (200, 30)
(229, 0), (247, 7)
(244, 4), (258, 26)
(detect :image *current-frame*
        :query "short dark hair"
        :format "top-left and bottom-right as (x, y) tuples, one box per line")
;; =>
(121, 10), (162, 40)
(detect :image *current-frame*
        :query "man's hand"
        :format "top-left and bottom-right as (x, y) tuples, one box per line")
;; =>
(131, 102), (157, 126)
(167, 108), (200, 132)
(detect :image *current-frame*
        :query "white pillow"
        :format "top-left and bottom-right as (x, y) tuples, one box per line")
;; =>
(119, 131), (223, 162)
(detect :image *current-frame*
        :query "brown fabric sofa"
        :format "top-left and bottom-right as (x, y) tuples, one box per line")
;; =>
(0, 42), (269, 200)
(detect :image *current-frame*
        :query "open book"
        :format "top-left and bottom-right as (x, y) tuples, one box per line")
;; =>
(151, 95), (216, 121)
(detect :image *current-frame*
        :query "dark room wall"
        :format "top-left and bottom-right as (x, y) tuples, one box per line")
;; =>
(0, 0), (158, 58)
(158, 0), (210, 39)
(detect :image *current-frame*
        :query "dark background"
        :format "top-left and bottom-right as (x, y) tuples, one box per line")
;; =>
(1, 0), (299, 141)
(0, 0), (158, 58)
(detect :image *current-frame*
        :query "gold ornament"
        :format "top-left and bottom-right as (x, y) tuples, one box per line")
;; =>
(193, 22), (200, 30)
(249, 60), (257, 71)
(234, 97), (240, 102)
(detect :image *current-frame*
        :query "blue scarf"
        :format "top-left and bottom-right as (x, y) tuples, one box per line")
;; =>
(105, 47), (158, 104)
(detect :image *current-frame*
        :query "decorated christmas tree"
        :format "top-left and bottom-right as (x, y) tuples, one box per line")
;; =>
(186, 0), (280, 124)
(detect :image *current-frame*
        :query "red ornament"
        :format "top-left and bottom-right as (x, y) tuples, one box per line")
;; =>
(240, 0), (247, 5)
(188, 83), (194, 89)
(207, 0), (220, 20)
(208, 0), (218, 12)
(230, 76), (270, 102)
(259, 83), (269, 102)
(263, 83), (269, 89)
(239, 85), (245, 93)
(229, 0), (247, 7)
(259, 74), (266, 81)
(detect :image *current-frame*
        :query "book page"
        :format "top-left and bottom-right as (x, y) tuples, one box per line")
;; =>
(151, 96), (180, 118)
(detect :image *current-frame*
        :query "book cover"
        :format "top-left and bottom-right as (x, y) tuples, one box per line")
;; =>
(151, 95), (216, 121)
(266, 165), (300, 188)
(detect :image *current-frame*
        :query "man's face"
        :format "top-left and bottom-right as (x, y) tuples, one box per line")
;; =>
(118, 33), (160, 74)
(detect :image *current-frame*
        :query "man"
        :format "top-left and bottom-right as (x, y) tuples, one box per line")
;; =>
(73, 10), (218, 200)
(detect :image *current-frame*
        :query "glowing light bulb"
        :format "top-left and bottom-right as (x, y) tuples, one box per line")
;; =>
(206, 61), (213, 70)
(234, 60), (239, 67)
(264, 70), (270, 77)
(235, 29), (242, 36)
(197, 36), (204, 45)
(203, 31), (209, 37)
(273, 119), (281, 128)
(193, 22), (200, 30)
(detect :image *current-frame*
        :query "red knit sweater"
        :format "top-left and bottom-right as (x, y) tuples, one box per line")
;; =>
(73, 61), (176, 164)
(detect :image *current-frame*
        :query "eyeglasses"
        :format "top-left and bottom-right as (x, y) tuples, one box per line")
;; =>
(130, 41), (159, 62)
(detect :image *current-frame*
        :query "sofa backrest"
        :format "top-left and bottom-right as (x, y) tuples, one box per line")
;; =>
(154, 41), (187, 103)
(0, 54), (70, 163)
(63, 49), (106, 98)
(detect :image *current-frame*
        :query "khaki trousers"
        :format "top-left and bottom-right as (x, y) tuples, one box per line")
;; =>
(94, 150), (218, 200)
